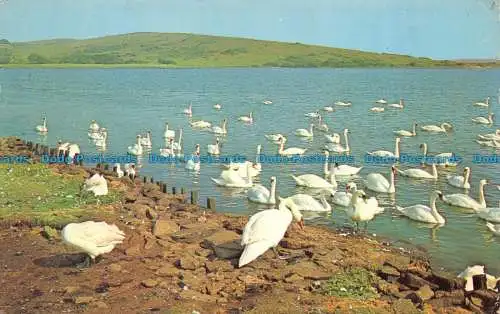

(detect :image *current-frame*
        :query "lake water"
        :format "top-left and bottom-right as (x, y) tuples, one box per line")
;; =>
(1, 67), (499, 275)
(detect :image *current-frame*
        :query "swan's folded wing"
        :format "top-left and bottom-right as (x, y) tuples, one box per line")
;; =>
(80, 222), (125, 246)
(241, 210), (290, 246)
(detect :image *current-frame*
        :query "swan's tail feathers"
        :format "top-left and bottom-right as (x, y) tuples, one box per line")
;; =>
(291, 175), (302, 186)
(210, 177), (224, 186)
(395, 205), (404, 214)
(486, 222), (496, 233)
(238, 241), (272, 268)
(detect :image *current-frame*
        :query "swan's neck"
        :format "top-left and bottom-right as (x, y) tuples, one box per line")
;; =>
(479, 182), (486, 207)
(421, 144), (427, 156)
(255, 146), (261, 164)
(344, 132), (349, 151)
(178, 130), (183, 147)
(165, 124), (169, 132)
(279, 142), (284, 154)
(320, 197), (330, 210)
(329, 165), (336, 184)
(412, 123), (416, 135)
(431, 164), (437, 178)
(429, 195), (443, 222)
(464, 170), (470, 183)
(323, 157), (329, 175)
(246, 167), (253, 184)
(395, 140), (400, 158)
(310, 125), (314, 135)
(269, 181), (276, 203)
(222, 121), (227, 132)
(389, 170), (395, 192)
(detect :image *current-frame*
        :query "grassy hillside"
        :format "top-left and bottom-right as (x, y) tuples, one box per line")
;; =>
(0, 32), (498, 68)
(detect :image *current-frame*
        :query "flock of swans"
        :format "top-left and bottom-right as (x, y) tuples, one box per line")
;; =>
(32, 94), (500, 267)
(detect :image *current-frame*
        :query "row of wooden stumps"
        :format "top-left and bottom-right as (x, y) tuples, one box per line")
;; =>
(22, 139), (217, 211)
(23, 139), (83, 166)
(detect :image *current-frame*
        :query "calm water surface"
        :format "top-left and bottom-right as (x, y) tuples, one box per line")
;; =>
(1, 68), (499, 274)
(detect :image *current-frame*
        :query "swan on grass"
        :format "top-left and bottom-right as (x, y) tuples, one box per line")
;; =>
(474, 97), (490, 107)
(278, 137), (306, 156)
(458, 265), (498, 292)
(214, 103), (222, 110)
(292, 163), (337, 189)
(477, 129), (500, 140)
(375, 99), (387, 104)
(325, 133), (340, 144)
(296, 124), (314, 137)
(395, 190), (445, 224)
(35, 115), (48, 133)
(335, 101), (352, 107)
(420, 143), (458, 167)
(442, 179), (487, 210)
(238, 199), (304, 268)
(388, 98), (404, 109)
(446, 167), (471, 189)
(365, 165), (396, 193)
(83, 173), (108, 196)
(238, 112), (253, 123)
(472, 112), (494, 125)
(486, 222), (500, 236)
(89, 120), (100, 133)
(394, 122), (417, 137)
(370, 107), (384, 112)
(128, 135), (143, 156)
(395, 163), (437, 179)
(367, 137), (400, 159)
(113, 163), (124, 178)
(61, 221), (125, 268)
(163, 123), (176, 139)
(247, 176), (277, 205)
(281, 194), (331, 212)
(211, 163), (253, 188)
(228, 144), (262, 178)
(207, 138), (221, 155)
(420, 122), (452, 133)
(346, 190), (384, 231)
(324, 128), (350, 153)
(140, 131), (152, 148)
(211, 119), (228, 135)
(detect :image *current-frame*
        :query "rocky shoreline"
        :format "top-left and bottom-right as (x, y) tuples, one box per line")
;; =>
(0, 136), (498, 313)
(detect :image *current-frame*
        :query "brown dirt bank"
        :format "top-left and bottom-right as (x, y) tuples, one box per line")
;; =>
(0, 137), (497, 313)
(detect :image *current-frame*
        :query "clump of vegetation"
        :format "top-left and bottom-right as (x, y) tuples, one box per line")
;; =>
(322, 267), (379, 300)
(0, 164), (122, 227)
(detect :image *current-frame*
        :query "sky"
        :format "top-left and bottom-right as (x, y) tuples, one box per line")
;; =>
(0, 0), (499, 59)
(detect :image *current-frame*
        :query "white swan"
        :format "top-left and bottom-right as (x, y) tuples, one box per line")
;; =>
(446, 167), (471, 189)
(61, 221), (125, 268)
(207, 138), (221, 155)
(211, 163), (253, 188)
(83, 173), (108, 196)
(325, 133), (340, 143)
(395, 163), (437, 179)
(128, 135), (143, 156)
(394, 122), (417, 137)
(420, 122), (452, 133)
(281, 194), (331, 212)
(324, 128), (350, 153)
(375, 99), (387, 104)
(365, 166), (396, 193)
(190, 120), (212, 129)
(163, 123), (176, 139)
(367, 137), (400, 159)
(395, 190), (445, 224)
(265, 133), (287, 143)
(262, 100), (273, 105)
(335, 101), (352, 107)
(370, 107), (384, 112)
(35, 116), (48, 133)
(228, 145), (262, 178)
(183, 103), (192, 116)
(474, 200), (500, 223)
(238, 199), (304, 268)
(477, 129), (500, 140)
(474, 97), (490, 107)
(238, 112), (253, 123)
(185, 145), (201, 172)
(292, 163), (337, 189)
(113, 163), (124, 178)
(89, 120), (100, 133)
(295, 124), (314, 137)
(388, 98), (404, 109)
(213, 103), (222, 110)
(91, 128), (107, 141)
(171, 128), (183, 152)
(472, 112), (494, 125)
(420, 143), (457, 167)
(278, 137), (306, 156)
(442, 179), (487, 210)
(332, 162), (363, 176)
(476, 139), (500, 148)
(346, 190), (383, 231)
(323, 106), (334, 112)
(139, 131), (152, 148)
(124, 163), (136, 178)
(458, 265), (498, 292)
(304, 111), (320, 118)
(211, 119), (228, 135)
(316, 115), (329, 132)
(332, 182), (357, 207)
(159, 139), (176, 158)
(247, 176), (277, 205)
(57, 141), (81, 160)
(486, 222), (500, 236)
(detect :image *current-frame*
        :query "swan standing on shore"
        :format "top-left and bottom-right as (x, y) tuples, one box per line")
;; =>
(420, 143), (457, 167)
(395, 191), (445, 224)
(238, 199), (304, 268)
(367, 137), (401, 159)
(296, 124), (314, 137)
(211, 119), (228, 135)
(207, 138), (221, 155)
(57, 141), (81, 161)
(124, 163), (136, 179)
(292, 163), (337, 189)
(474, 97), (490, 107)
(472, 113), (494, 125)
(324, 128), (350, 153)
(35, 115), (48, 133)
(281, 194), (331, 212)
(458, 265), (498, 291)
(113, 163), (124, 178)
(394, 122), (417, 137)
(365, 166), (396, 193)
(163, 123), (176, 139)
(395, 163), (438, 179)
(388, 98), (404, 109)
(442, 179), (487, 210)
(278, 137), (306, 156)
(346, 190), (382, 231)
(83, 173), (108, 196)
(238, 112), (253, 123)
(247, 176), (277, 205)
(128, 135), (143, 156)
(420, 122), (452, 133)
(447, 167), (471, 189)
(61, 221), (125, 268)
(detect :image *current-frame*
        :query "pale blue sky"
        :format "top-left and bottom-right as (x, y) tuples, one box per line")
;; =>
(0, 0), (499, 59)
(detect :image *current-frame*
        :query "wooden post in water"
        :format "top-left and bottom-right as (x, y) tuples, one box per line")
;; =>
(150, 177), (154, 184)
(143, 176), (147, 183)
(34, 143), (39, 155)
(181, 187), (186, 194)
(78, 158), (83, 166)
(191, 191), (199, 205)
(207, 197), (216, 210)
(156, 181), (160, 186)
(129, 173), (134, 180)
(172, 187), (177, 195)
(161, 183), (168, 193)
(472, 274), (487, 291)
(104, 164), (109, 171)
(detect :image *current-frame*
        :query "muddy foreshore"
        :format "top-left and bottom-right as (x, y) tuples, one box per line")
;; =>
(0, 137), (497, 314)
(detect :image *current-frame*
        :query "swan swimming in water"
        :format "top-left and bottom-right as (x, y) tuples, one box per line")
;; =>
(472, 112), (494, 125)
(395, 190), (445, 225)
(35, 115), (48, 133)
(238, 112), (253, 123)
(420, 143), (457, 167)
(183, 103), (192, 116)
(190, 120), (212, 129)
(89, 120), (100, 133)
(474, 97), (490, 107)
(375, 99), (387, 104)
(474, 201), (500, 223)
(163, 123), (176, 139)
(139, 131), (152, 148)
(207, 138), (221, 155)
(61, 221), (125, 268)
(446, 167), (471, 189)
(442, 179), (487, 210)
(128, 135), (143, 156)
(304, 111), (320, 118)
(278, 137), (306, 156)
(323, 106), (334, 112)
(185, 144), (201, 172)
(370, 107), (384, 112)
(331, 182), (357, 207)
(335, 101), (352, 107)
(388, 98), (404, 109)
(262, 100), (273, 105)
(394, 122), (417, 137)
(295, 124), (314, 137)
(281, 194), (331, 212)
(265, 133), (287, 144)
(325, 133), (340, 144)
(238, 199), (304, 268)
(213, 103), (222, 110)
(324, 128), (350, 153)
(395, 163), (437, 179)
(420, 122), (452, 133)
(228, 144), (262, 178)
(477, 129), (500, 141)
(211, 163), (253, 188)
(365, 165), (397, 193)
(476, 139), (500, 148)
(211, 119), (228, 135)
(486, 222), (500, 236)
(367, 137), (401, 159)
(292, 163), (337, 189)
(247, 176), (277, 205)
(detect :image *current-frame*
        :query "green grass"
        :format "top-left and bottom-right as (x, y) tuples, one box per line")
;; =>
(322, 267), (379, 300)
(0, 164), (122, 228)
(1, 32), (497, 68)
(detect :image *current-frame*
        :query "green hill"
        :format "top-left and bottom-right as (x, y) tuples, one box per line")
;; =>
(0, 32), (498, 68)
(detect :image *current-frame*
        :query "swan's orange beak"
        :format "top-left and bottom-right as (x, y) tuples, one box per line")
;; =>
(297, 218), (305, 230)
